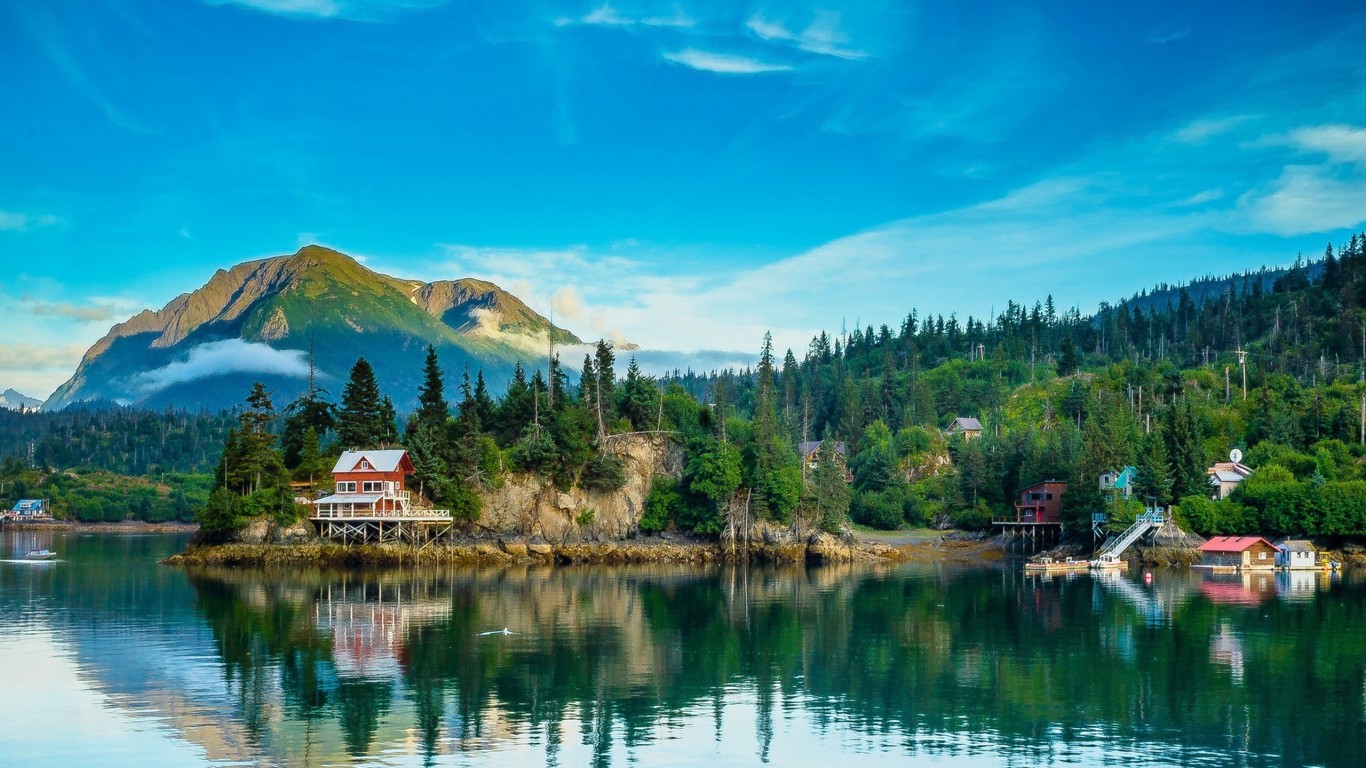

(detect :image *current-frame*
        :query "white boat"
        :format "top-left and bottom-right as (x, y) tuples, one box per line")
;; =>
(1091, 553), (1124, 570)
(24, 549), (57, 561)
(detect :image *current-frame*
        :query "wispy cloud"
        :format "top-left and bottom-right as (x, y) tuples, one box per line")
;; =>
(746, 12), (867, 60)
(556, 3), (694, 29)
(135, 339), (310, 393)
(1145, 26), (1191, 44)
(1287, 124), (1366, 163)
(0, 211), (62, 232)
(0, 343), (88, 400)
(19, 298), (126, 323)
(1239, 165), (1366, 236)
(662, 49), (791, 74)
(13, 4), (158, 134)
(202, 0), (450, 22)
(1237, 123), (1366, 235)
(1172, 115), (1252, 143)
(1176, 189), (1225, 206)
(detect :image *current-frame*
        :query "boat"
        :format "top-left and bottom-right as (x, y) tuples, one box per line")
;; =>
(1090, 553), (1124, 570)
(1024, 556), (1090, 573)
(23, 549), (57, 561)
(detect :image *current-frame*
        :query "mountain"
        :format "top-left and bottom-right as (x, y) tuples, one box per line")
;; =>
(0, 388), (42, 411)
(44, 246), (582, 412)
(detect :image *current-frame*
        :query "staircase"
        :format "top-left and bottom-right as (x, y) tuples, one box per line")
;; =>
(1094, 510), (1166, 563)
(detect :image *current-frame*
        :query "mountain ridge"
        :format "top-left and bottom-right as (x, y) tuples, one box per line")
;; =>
(45, 246), (582, 412)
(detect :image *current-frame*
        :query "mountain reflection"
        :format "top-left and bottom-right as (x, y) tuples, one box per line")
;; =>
(170, 563), (1366, 767)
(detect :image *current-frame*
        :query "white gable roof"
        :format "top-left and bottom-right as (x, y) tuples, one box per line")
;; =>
(333, 449), (409, 474)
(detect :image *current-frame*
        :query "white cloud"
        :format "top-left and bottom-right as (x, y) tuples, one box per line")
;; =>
(1237, 123), (1366, 235)
(0, 210), (62, 231)
(1238, 165), (1366, 236)
(746, 12), (867, 60)
(564, 3), (694, 29)
(18, 297), (128, 323)
(1176, 188), (1225, 206)
(202, 0), (449, 21)
(662, 49), (791, 74)
(1172, 116), (1251, 143)
(135, 339), (310, 393)
(0, 343), (87, 401)
(1286, 124), (1366, 163)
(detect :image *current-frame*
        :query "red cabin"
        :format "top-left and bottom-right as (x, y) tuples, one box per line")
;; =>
(312, 449), (415, 518)
(1015, 480), (1067, 524)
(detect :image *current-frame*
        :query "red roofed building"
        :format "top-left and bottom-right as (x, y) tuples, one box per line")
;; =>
(1196, 536), (1277, 570)
(312, 449), (416, 518)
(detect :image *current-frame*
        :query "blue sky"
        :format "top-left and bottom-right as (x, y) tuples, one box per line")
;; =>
(2, 0), (1366, 399)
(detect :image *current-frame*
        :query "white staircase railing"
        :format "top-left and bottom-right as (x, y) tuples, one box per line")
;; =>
(1096, 510), (1166, 560)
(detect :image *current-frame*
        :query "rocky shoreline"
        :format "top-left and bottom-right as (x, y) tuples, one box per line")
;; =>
(162, 533), (908, 568)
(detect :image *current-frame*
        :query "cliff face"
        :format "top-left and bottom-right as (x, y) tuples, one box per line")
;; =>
(475, 434), (685, 542)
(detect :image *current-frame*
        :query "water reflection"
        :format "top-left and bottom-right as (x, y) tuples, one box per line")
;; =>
(2, 533), (1365, 768)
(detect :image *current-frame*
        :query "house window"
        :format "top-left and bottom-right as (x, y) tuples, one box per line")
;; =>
(360, 460), (370, 469)
(362, 481), (382, 493)
(1045, 493), (1054, 501)
(1258, 551), (1266, 560)
(336, 481), (356, 493)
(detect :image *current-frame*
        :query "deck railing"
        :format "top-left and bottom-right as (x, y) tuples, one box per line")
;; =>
(310, 489), (450, 520)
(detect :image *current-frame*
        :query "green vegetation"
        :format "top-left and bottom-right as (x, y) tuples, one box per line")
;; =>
(0, 456), (210, 522)
(11, 235), (1366, 537)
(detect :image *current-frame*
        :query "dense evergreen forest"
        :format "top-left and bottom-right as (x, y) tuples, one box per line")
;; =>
(7, 233), (1366, 538)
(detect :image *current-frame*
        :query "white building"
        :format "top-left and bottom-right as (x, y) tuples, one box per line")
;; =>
(1275, 540), (1317, 570)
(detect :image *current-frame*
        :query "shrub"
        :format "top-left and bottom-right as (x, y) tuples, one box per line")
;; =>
(580, 451), (627, 493)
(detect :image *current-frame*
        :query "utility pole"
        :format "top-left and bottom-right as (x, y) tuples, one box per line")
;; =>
(1238, 349), (1249, 400)
(1225, 366), (1231, 403)
(1360, 393), (1364, 446)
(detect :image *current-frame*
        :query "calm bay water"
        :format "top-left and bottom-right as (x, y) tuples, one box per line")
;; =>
(1, 531), (1363, 767)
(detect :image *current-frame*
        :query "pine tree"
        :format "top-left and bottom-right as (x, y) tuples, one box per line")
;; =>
(414, 345), (448, 435)
(618, 356), (658, 431)
(1058, 335), (1079, 376)
(338, 358), (386, 448)
(1165, 399), (1208, 501)
(379, 396), (399, 445)
(494, 362), (533, 443)
(238, 383), (280, 494)
(473, 370), (496, 429)
(811, 430), (852, 533)
(1134, 426), (1173, 507)
(294, 426), (328, 487)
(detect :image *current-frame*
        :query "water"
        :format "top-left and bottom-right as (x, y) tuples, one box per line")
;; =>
(2, 531), (1362, 767)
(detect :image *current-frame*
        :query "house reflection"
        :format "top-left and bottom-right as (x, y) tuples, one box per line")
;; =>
(314, 580), (452, 681)
(1198, 572), (1275, 606)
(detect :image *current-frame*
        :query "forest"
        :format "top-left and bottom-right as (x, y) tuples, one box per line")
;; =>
(5, 232), (1366, 538)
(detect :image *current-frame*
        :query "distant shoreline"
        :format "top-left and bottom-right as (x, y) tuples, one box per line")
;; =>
(2, 519), (198, 534)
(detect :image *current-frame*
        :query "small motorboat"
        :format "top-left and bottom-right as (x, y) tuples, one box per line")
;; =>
(24, 549), (57, 561)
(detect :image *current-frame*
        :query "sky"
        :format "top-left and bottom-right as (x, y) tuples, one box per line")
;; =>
(2, 0), (1366, 400)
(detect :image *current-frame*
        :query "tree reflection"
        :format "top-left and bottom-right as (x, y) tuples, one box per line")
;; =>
(183, 564), (1366, 767)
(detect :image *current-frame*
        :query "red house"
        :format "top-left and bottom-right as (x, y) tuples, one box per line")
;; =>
(1015, 481), (1067, 524)
(312, 449), (416, 518)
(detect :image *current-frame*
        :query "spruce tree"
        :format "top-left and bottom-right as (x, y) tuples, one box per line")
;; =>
(414, 345), (448, 435)
(618, 356), (658, 431)
(338, 358), (385, 448)
(1165, 399), (1208, 501)
(1135, 426), (1173, 507)
(379, 396), (399, 445)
